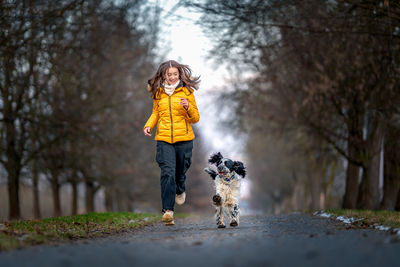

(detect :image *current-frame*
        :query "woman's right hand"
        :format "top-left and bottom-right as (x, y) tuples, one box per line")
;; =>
(143, 127), (152, 136)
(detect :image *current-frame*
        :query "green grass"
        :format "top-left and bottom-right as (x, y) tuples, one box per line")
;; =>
(323, 209), (400, 228)
(0, 212), (162, 251)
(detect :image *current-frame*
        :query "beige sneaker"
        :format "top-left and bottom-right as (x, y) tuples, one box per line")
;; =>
(175, 192), (186, 205)
(162, 210), (174, 226)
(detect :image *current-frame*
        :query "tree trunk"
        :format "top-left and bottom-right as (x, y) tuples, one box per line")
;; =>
(381, 124), (400, 210)
(7, 166), (21, 220)
(381, 160), (400, 210)
(395, 187), (400, 211)
(357, 119), (384, 210)
(343, 144), (360, 209)
(116, 187), (123, 212)
(325, 161), (337, 209)
(85, 181), (96, 213)
(71, 178), (78, 215)
(50, 171), (62, 217)
(5, 120), (22, 220)
(104, 185), (114, 212)
(127, 196), (134, 212)
(357, 166), (373, 209)
(357, 151), (382, 209)
(32, 159), (41, 219)
(6, 145), (22, 220)
(308, 172), (321, 210)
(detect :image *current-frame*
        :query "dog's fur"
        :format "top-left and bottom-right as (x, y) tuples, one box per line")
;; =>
(204, 152), (246, 228)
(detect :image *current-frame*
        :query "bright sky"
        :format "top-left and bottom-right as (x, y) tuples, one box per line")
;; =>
(154, 1), (226, 89)
(152, 0), (250, 198)
(154, 0), (246, 153)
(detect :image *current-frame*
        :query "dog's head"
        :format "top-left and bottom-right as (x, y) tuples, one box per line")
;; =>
(208, 152), (246, 181)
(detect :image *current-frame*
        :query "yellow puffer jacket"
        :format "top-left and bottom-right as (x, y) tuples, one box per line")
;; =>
(144, 86), (200, 144)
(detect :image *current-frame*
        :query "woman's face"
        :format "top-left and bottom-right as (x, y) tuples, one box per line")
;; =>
(165, 67), (179, 85)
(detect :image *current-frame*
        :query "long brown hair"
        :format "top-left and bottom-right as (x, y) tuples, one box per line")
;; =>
(147, 60), (200, 99)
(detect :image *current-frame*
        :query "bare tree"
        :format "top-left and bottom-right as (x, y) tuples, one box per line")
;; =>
(183, 0), (400, 211)
(0, 0), (161, 219)
(0, 0), (86, 219)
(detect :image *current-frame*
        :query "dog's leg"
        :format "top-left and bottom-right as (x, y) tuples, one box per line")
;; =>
(229, 204), (240, 227)
(215, 207), (225, 228)
(213, 180), (225, 228)
(212, 194), (222, 206)
(204, 168), (218, 180)
(213, 193), (225, 228)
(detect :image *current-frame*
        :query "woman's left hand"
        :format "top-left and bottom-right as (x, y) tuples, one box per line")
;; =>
(180, 98), (188, 110)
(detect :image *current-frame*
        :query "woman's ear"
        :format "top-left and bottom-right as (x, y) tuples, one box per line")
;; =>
(208, 152), (223, 166)
(233, 161), (246, 178)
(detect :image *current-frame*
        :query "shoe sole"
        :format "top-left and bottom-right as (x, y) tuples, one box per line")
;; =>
(162, 213), (174, 223)
(176, 199), (185, 205)
(175, 194), (185, 205)
(165, 220), (175, 226)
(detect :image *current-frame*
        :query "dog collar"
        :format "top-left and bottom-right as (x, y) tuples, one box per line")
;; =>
(222, 173), (235, 183)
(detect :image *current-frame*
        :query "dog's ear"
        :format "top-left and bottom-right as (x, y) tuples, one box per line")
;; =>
(233, 161), (246, 178)
(208, 152), (223, 166)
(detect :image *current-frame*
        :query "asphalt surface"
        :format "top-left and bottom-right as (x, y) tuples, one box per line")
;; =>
(0, 212), (399, 267)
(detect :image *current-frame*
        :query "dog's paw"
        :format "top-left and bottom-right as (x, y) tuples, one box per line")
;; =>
(217, 223), (226, 229)
(230, 220), (238, 227)
(212, 194), (222, 205)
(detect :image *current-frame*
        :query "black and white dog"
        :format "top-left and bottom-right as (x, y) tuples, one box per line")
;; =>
(204, 152), (246, 228)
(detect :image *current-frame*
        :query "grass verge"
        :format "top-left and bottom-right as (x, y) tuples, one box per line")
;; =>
(322, 209), (400, 229)
(0, 212), (163, 252)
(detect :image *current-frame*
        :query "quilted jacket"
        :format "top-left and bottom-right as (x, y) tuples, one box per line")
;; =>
(144, 86), (200, 143)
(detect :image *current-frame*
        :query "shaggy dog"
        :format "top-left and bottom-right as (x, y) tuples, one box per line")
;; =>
(204, 152), (246, 228)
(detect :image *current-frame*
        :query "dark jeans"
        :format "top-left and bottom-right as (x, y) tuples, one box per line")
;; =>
(156, 140), (193, 212)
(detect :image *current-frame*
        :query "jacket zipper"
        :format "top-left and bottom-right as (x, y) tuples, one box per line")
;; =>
(169, 95), (173, 143)
(185, 121), (188, 134)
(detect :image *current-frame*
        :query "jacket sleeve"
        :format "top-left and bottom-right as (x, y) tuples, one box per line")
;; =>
(144, 99), (159, 130)
(185, 92), (200, 124)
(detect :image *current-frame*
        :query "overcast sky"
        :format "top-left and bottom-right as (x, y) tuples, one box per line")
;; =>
(153, 0), (246, 157)
(152, 0), (250, 198)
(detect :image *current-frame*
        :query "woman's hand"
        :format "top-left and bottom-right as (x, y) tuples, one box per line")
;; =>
(180, 98), (188, 110)
(143, 127), (152, 136)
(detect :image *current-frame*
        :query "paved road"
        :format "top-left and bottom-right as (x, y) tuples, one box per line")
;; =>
(0, 212), (399, 267)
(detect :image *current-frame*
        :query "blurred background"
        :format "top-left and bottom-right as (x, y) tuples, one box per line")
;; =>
(0, 0), (399, 221)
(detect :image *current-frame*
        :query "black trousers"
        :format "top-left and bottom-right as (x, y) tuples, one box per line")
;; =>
(156, 140), (193, 212)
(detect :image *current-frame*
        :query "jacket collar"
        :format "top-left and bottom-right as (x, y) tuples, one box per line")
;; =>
(174, 81), (184, 91)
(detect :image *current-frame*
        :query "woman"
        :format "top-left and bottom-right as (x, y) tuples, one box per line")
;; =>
(143, 60), (200, 226)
